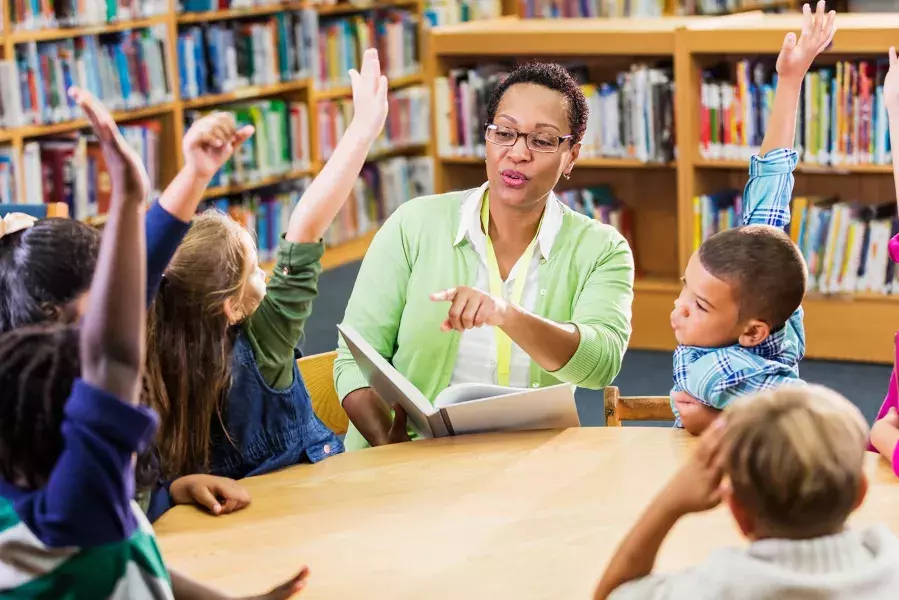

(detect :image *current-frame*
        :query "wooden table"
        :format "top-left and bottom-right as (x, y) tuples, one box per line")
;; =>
(155, 428), (899, 599)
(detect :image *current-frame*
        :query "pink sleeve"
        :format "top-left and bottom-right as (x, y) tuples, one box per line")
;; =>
(889, 234), (899, 263)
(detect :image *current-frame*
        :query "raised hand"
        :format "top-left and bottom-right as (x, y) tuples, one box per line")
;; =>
(183, 112), (255, 180)
(69, 87), (150, 204)
(348, 48), (389, 143)
(775, 1), (836, 82)
(885, 47), (899, 116)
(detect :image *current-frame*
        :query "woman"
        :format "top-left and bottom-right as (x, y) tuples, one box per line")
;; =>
(334, 61), (635, 450)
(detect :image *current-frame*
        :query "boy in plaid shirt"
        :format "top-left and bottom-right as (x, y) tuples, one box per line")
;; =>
(669, 2), (835, 435)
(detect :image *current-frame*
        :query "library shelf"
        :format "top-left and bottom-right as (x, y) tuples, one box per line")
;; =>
(259, 228), (378, 274)
(702, 0), (794, 16)
(203, 168), (314, 200)
(14, 102), (176, 139)
(315, 0), (419, 16)
(312, 71), (423, 100)
(182, 79), (310, 111)
(439, 155), (676, 169)
(366, 143), (428, 162)
(0, 130), (12, 143)
(7, 14), (170, 44)
(694, 158), (894, 175)
(176, 2), (306, 24)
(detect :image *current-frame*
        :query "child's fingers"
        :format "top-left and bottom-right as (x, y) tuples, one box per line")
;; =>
(348, 68), (360, 91)
(192, 486), (223, 515)
(69, 87), (114, 143)
(234, 124), (255, 144)
(799, 2), (812, 40)
(264, 566), (310, 599)
(890, 47), (898, 66)
(362, 47), (380, 80)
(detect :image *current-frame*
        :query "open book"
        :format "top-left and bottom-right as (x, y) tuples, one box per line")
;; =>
(338, 324), (580, 439)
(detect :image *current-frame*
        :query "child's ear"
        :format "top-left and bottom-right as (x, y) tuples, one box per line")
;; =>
(223, 296), (244, 325)
(737, 319), (771, 348)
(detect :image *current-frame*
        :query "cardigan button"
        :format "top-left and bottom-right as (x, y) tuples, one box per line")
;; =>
(539, 289), (546, 296)
(532, 382), (539, 388)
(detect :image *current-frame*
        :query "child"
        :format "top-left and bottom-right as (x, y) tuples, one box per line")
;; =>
(595, 385), (899, 599)
(0, 87), (309, 599)
(144, 48), (388, 486)
(0, 105), (255, 519)
(669, 1), (835, 435)
(867, 46), (899, 475)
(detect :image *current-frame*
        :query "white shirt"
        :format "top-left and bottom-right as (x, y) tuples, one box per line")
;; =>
(449, 182), (563, 389)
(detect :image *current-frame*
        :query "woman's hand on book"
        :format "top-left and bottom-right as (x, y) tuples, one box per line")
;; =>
(775, 1), (835, 83)
(348, 48), (389, 144)
(183, 112), (254, 181)
(430, 287), (509, 332)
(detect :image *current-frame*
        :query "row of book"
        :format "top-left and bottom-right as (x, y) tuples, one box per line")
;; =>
(516, 0), (788, 18)
(693, 191), (899, 296)
(0, 28), (172, 128)
(0, 121), (162, 219)
(700, 60), (894, 166)
(186, 99), (312, 190)
(556, 185), (636, 262)
(317, 10), (420, 88)
(434, 62), (675, 163)
(422, 0), (503, 27)
(204, 155), (435, 256)
(177, 11), (316, 99)
(317, 85), (430, 160)
(8, 0), (167, 31)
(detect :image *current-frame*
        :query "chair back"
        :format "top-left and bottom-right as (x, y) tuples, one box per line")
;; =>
(297, 351), (349, 435)
(603, 386), (674, 426)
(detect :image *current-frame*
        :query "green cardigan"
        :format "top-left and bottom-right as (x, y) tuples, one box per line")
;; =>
(334, 188), (635, 450)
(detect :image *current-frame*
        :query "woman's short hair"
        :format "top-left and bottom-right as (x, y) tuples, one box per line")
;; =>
(486, 61), (589, 145)
(724, 384), (868, 538)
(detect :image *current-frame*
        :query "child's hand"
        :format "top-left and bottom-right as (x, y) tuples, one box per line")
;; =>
(236, 566), (310, 600)
(348, 48), (389, 144)
(658, 417), (727, 516)
(885, 48), (899, 116)
(775, 1), (836, 83)
(183, 112), (255, 181)
(69, 86), (150, 204)
(169, 474), (251, 515)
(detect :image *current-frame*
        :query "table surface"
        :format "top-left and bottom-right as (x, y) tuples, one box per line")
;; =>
(155, 428), (899, 599)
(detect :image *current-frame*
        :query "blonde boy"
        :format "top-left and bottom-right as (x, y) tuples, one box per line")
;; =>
(595, 385), (899, 599)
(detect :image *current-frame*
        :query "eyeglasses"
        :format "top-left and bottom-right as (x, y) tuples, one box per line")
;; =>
(484, 124), (573, 153)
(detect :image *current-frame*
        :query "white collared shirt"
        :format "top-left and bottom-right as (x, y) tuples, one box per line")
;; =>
(449, 182), (563, 389)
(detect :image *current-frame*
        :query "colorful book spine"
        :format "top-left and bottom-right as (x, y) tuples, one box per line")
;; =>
(422, 0), (502, 27)
(556, 183), (637, 269)
(11, 120), (161, 219)
(10, 0), (168, 30)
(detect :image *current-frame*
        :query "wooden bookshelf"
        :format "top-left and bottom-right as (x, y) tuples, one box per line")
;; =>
(427, 14), (899, 364)
(0, 0), (431, 272)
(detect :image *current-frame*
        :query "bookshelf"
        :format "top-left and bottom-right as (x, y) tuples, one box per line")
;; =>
(427, 13), (899, 364)
(0, 0), (432, 272)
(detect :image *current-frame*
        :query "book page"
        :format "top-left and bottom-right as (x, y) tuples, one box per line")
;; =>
(440, 384), (580, 436)
(434, 383), (525, 407)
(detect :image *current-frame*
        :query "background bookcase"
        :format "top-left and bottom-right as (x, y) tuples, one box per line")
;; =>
(427, 12), (899, 364)
(0, 0), (433, 260)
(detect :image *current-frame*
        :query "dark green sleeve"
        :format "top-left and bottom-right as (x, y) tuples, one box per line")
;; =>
(245, 236), (325, 389)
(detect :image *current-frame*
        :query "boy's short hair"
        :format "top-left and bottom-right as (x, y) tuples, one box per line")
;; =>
(699, 225), (806, 328)
(724, 385), (868, 538)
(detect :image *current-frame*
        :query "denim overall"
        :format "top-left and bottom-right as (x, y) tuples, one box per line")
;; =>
(209, 331), (344, 480)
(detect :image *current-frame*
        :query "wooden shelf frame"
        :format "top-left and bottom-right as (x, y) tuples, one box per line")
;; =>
(427, 13), (899, 363)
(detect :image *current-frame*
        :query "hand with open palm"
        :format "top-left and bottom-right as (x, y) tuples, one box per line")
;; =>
(775, 1), (836, 83)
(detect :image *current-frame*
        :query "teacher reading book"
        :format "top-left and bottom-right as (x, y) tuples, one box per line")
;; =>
(334, 61), (635, 450)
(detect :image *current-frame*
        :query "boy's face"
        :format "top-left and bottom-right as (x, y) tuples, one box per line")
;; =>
(671, 252), (746, 348)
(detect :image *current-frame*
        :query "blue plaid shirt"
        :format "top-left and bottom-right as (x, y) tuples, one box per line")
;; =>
(671, 148), (806, 426)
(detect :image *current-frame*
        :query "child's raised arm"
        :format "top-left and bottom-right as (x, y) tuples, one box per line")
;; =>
(759, 1), (835, 157)
(286, 47), (388, 243)
(71, 88), (150, 404)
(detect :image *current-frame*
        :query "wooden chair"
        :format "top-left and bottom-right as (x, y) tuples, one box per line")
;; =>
(297, 351), (349, 435)
(603, 386), (675, 426)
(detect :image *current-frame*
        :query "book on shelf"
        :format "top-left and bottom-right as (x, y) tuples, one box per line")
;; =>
(0, 148), (19, 206)
(338, 323), (580, 440)
(693, 191), (899, 296)
(435, 62), (675, 163)
(700, 59), (893, 166)
(327, 155), (434, 246)
(422, 0), (502, 27)
(556, 184), (638, 273)
(203, 178), (312, 263)
(0, 27), (171, 128)
(9, 0), (167, 30)
(315, 9), (420, 88)
(687, 0), (792, 15)
(177, 10), (317, 99)
(186, 97), (312, 189)
(316, 85), (430, 160)
(7, 121), (162, 220)
(179, 0), (268, 11)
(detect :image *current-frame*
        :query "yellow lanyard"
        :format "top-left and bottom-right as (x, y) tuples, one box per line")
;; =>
(480, 193), (542, 387)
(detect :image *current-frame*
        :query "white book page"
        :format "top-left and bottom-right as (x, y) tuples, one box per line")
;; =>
(434, 383), (525, 408)
(440, 384), (580, 436)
